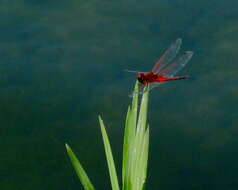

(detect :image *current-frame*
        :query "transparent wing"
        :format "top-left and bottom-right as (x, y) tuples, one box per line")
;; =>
(159, 51), (193, 77)
(151, 38), (182, 74)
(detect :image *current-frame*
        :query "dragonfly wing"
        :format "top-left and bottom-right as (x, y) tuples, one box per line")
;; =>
(152, 38), (182, 74)
(159, 51), (193, 77)
(147, 82), (164, 92)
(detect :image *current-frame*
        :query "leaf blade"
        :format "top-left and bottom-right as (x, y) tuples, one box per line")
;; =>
(65, 144), (95, 190)
(99, 116), (120, 190)
(131, 84), (150, 190)
(122, 82), (139, 189)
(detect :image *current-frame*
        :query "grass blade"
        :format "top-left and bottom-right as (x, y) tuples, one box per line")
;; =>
(137, 84), (149, 133)
(66, 82), (150, 190)
(98, 116), (120, 190)
(65, 143), (95, 190)
(123, 82), (139, 189)
(138, 126), (149, 190)
(127, 85), (150, 190)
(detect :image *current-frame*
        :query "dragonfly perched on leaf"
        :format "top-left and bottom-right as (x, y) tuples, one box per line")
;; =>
(126, 38), (193, 95)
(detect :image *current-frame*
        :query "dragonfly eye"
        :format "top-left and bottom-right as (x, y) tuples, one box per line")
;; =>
(136, 73), (140, 78)
(137, 74), (144, 83)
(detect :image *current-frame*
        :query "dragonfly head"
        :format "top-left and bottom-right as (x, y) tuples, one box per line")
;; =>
(136, 73), (145, 84)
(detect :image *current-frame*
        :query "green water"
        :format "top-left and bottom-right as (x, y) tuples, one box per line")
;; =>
(0, 0), (238, 189)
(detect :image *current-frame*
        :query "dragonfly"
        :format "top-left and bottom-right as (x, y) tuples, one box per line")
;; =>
(126, 38), (193, 95)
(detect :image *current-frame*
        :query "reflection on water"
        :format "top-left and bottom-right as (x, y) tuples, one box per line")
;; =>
(0, 0), (238, 189)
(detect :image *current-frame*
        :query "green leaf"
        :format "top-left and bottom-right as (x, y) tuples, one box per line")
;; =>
(137, 126), (149, 190)
(98, 116), (120, 190)
(137, 84), (149, 133)
(122, 82), (139, 189)
(66, 81), (151, 190)
(128, 84), (150, 190)
(122, 83), (150, 190)
(65, 144), (95, 190)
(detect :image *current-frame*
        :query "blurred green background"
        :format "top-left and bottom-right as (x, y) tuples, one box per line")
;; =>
(0, 0), (238, 189)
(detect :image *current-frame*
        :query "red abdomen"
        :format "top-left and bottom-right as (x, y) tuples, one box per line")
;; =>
(143, 73), (188, 83)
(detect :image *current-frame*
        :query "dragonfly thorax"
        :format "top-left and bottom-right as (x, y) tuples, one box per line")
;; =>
(137, 72), (157, 84)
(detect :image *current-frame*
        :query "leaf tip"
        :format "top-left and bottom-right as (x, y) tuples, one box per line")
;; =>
(65, 143), (71, 152)
(98, 115), (102, 120)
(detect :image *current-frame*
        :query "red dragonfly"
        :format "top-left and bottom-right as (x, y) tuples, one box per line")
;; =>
(127, 38), (193, 94)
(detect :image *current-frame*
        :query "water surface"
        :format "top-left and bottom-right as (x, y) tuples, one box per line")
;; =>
(0, 0), (238, 189)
